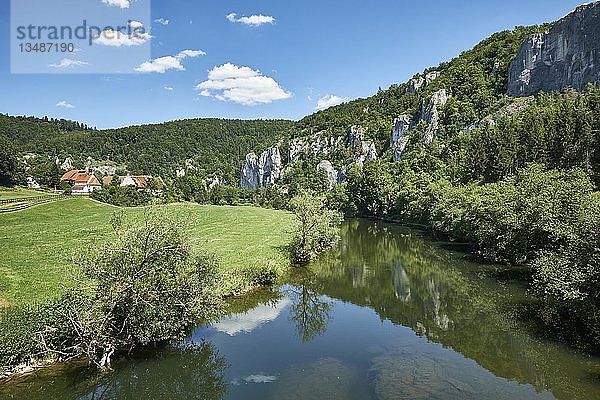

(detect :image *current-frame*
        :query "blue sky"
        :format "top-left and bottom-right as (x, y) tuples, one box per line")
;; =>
(0, 0), (587, 129)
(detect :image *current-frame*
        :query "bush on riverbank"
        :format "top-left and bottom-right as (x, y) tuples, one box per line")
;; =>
(289, 193), (342, 264)
(1, 210), (223, 372)
(341, 162), (600, 348)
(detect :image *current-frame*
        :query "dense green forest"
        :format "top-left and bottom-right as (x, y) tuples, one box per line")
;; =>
(0, 117), (293, 184)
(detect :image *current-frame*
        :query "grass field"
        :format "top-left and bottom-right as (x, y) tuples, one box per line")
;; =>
(0, 187), (49, 200)
(0, 197), (295, 306)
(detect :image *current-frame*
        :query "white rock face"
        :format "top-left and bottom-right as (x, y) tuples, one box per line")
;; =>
(94, 165), (117, 176)
(425, 71), (440, 84)
(508, 3), (600, 96)
(317, 160), (339, 188)
(421, 89), (450, 145)
(492, 61), (500, 76)
(406, 76), (425, 94)
(240, 146), (283, 190)
(289, 135), (344, 163)
(26, 176), (40, 189)
(203, 176), (224, 191)
(389, 115), (412, 161)
(289, 126), (376, 167)
(346, 126), (377, 164)
(175, 159), (198, 178)
(60, 157), (73, 171)
(406, 71), (439, 94)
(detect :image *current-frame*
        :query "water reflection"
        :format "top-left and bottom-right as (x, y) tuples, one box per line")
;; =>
(304, 220), (600, 400)
(0, 343), (228, 400)
(213, 298), (291, 336)
(286, 274), (334, 342)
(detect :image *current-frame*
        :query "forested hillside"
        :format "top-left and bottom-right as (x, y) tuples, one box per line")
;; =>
(0, 117), (293, 183)
(291, 26), (545, 151)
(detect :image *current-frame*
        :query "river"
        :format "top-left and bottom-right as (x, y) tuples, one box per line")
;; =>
(3, 220), (600, 399)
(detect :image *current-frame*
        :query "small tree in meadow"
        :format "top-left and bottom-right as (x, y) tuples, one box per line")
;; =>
(289, 192), (342, 264)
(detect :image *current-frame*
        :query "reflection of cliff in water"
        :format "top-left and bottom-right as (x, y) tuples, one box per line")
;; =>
(306, 220), (600, 400)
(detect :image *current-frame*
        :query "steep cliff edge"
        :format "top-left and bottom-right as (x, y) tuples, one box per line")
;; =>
(508, 2), (600, 97)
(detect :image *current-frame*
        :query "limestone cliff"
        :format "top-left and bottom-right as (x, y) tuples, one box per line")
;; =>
(240, 147), (283, 190)
(421, 89), (450, 145)
(389, 115), (411, 161)
(508, 2), (600, 97)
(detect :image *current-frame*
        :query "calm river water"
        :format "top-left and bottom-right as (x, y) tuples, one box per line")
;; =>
(3, 220), (600, 399)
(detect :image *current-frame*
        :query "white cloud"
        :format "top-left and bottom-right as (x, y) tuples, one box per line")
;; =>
(316, 94), (348, 110)
(129, 20), (144, 29)
(196, 63), (291, 106)
(231, 375), (278, 386)
(154, 18), (170, 25)
(176, 49), (206, 59)
(56, 100), (75, 109)
(163, 86), (174, 91)
(101, 0), (129, 9)
(93, 28), (151, 47)
(135, 56), (183, 73)
(49, 58), (88, 69)
(226, 13), (275, 26)
(212, 299), (291, 336)
(135, 49), (205, 73)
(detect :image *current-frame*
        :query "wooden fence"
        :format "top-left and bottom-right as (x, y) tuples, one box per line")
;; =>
(0, 195), (69, 213)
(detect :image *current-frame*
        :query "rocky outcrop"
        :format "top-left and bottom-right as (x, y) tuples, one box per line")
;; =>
(422, 89), (450, 145)
(60, 157), (73, 171)
(289, 135), (343, 163)
(385, 89), (450, 159)
(176, 159), (197, 177)
(203, 176), (224, 191)
(240, 146), (283, 190)
(317, 160), (339, 188)
(346, 126), (377, 164)
(289, 126), (376, 166)
(94, 165), (117, 176)
(406, 71), (440, 94)
(243, 125), (379, 190)
(389, 115), (412, 161)
(406, 76), (425, 94)
(508, 2), (600, 97)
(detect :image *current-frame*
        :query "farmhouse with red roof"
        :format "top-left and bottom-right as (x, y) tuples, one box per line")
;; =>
(60, 170), (102, 194)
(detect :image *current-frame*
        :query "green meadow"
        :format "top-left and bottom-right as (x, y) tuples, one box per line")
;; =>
(0, 187), (48, 200)
(0, 197), (294, 306)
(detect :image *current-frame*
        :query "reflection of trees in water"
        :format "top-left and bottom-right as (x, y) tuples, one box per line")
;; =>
(315, 219), (461, 336)
(86, 343), (228, 400)
(1, 343), (229, 400)
(286, 274), (334, 343)
(308, 220), (600, 400)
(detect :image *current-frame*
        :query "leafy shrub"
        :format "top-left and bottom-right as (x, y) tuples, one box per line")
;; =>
(289, 193), (342, 264)
(37, 210), (223, 368)
(91, 182), (153, 207)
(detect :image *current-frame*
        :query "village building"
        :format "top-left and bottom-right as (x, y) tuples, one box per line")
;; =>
(60, 170), (102, 194)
